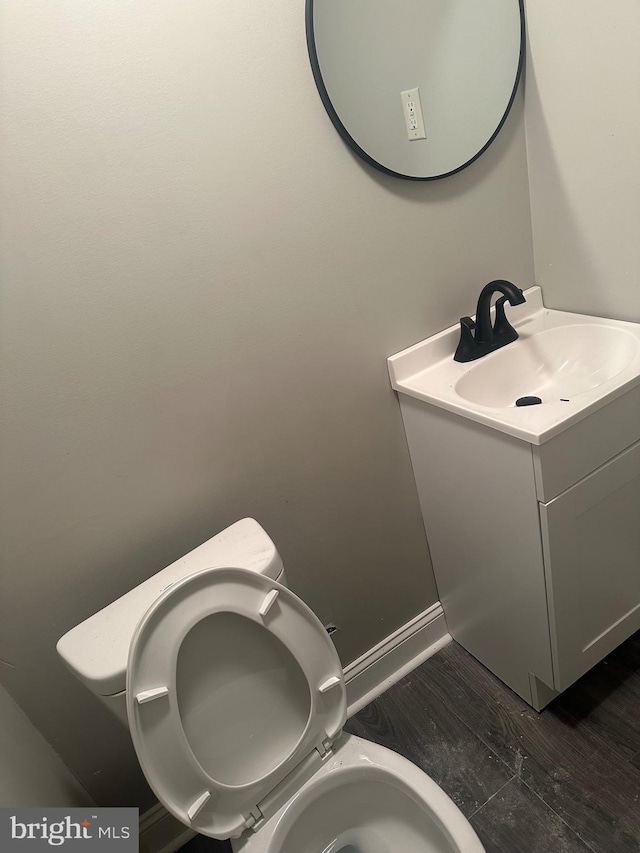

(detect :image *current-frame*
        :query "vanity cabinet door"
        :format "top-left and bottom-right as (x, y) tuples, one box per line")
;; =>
(540, 440), (640, 691)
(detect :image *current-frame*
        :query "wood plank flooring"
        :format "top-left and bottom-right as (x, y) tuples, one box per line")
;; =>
(180, 630), (640, 853)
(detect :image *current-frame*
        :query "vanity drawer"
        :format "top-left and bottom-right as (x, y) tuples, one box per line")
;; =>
(532, 384), (640, 502)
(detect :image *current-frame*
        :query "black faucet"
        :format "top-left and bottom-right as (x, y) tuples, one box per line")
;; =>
(454, 280), (526, 363)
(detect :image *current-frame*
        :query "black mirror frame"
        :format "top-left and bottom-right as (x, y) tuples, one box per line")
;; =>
(305, 0), (525, 181)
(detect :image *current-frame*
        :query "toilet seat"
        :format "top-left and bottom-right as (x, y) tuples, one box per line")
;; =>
(126, 567), (346, 840)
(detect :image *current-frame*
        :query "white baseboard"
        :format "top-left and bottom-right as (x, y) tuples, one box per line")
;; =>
(139, 803), (196, 853)
(140, 601), (449, 853)
(344, 601), (450, 716)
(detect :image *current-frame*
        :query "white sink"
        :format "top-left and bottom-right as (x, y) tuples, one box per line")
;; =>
(455, 323), (639, 407)
(388, 287), (640, 444)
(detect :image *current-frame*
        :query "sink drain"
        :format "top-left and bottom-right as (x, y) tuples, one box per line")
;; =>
(515, 396), (542, 406)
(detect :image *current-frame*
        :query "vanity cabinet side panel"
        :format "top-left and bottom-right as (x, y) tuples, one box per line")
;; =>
(539, 439), (640, 691)
(398, 396), (553, 703)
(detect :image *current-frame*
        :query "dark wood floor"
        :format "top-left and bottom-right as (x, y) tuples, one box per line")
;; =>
(181, 631), (640, 853)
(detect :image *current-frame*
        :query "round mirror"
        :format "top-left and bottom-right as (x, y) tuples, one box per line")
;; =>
(306, 0), (524, 181)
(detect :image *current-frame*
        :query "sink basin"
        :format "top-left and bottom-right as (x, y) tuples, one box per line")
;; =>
(455, 323), (639, 408)
(388, 287), (640, 444)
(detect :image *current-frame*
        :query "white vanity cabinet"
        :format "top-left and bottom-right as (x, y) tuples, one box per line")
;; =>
(539, 435), (640, 694)
(397, 383), (640, 710)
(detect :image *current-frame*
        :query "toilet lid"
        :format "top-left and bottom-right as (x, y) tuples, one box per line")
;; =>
(126, 567), (347, 840)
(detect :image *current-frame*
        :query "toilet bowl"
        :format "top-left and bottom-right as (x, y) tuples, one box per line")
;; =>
(233, 734), (483, 853)
(57, 519), (484, 853)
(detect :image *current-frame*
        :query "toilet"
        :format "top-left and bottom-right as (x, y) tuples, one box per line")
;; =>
(57, 518), (485, 853)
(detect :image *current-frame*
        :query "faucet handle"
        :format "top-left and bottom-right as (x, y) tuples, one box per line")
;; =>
(493, 296), (520, 342)
(453, 316), (477, 362)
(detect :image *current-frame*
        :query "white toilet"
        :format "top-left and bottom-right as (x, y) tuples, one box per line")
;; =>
(58, 519), (485, 853)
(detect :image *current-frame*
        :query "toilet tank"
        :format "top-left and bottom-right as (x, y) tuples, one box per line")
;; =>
(57, 518), (285, 723)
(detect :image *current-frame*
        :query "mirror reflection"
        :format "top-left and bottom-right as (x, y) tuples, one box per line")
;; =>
(307, 0), (524, 180)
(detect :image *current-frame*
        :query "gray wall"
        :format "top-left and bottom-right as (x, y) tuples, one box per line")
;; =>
(0, 684), (93, 807)
(524, 0), (640, 322)
(0, 1), (534, 808)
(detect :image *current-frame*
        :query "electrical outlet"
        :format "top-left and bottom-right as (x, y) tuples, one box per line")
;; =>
(401, 87), (426, 141)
